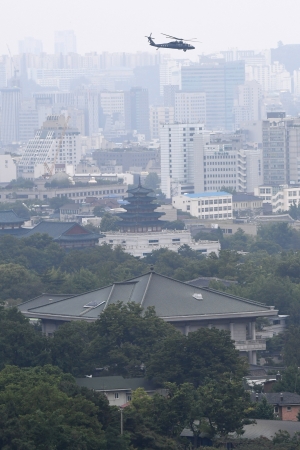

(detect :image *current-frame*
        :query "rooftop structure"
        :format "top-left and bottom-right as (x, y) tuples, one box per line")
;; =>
(19, 269), (278, 363)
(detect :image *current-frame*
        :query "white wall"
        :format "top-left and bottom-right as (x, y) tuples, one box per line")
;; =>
(0, 155), (17, 182)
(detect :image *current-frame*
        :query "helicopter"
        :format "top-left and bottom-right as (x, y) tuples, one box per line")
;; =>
(145, 33), (199, 52)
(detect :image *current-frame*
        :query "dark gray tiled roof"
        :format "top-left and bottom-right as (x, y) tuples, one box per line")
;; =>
(76, 376), (155, 391)
(0, 210), (25, 224)
(240, 419), (300, 440)
(18, 294), (73, 313)
(251, 392), (300, 406)
(182, 419), (300, 440)
(20, 271), (276, 321)
(0, 228), (29, 236)
(23, 221), (100, 241)
(24, 221), (83, 238)
(187, 277), (237, 288)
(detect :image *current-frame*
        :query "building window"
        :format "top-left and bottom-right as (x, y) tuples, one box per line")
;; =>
(287, 406), (292, 411)
(127, 395), (132, 401)
(114, 393), (119, 399)
(274, 406), (279, 413)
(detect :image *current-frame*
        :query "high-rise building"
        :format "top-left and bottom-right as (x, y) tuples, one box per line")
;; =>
(19, 100), (39, 143)
(160, 123), (204, 198)
(262, 113), (300, 186)
(181, 61), (245, 130)
(99, 91), (130, 133)
(18, 115), (81, 178)
(149, 106), (174, 139)
(0, 87), (21, 145)
(19, 37), (43, 55)
(175, 92), (206, 125)
(74, 89), (99, 136)
(160, 60), (181, 96)
(0, 63), (7, 88)
(54, 30), (77, 55)
(163, 84), (179, 107)
(129, 87), (150, 139)
(193, 133), (263, 193)
(233, 81), (263, 130)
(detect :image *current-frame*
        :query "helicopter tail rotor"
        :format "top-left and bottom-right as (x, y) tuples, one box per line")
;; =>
(145, 33), (155, 42)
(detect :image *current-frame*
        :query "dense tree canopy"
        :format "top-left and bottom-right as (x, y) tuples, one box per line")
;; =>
(0, 365), (128, 450)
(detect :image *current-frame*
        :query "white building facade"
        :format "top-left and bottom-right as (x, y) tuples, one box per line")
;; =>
(18, 115), (82, 179)
(0, 154), (17, 183)
(160, 123), (205, 198)
(149, 106), (174, 139)
(175, 92), (206, 125)
(172, 191), (233, 220)
(193, 134), (263, 193)
(99, 229), (220, 257)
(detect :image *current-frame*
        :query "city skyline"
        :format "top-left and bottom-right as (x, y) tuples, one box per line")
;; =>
(1, 0), (300, 56)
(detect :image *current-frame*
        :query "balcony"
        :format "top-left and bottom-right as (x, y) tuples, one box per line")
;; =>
(234, 339), (266, 351)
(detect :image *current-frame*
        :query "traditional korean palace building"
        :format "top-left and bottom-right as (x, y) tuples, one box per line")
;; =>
(117, 181), (165, 233)
(100, 181), (220, 256)
(19, 269), (278, 364)
(0, 210), (100, 249)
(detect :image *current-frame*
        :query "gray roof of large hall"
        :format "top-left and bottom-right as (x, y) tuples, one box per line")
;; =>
(19, 271), (277, 322)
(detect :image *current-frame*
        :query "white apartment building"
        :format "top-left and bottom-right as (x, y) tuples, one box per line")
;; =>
(159, 59), (181, 95)
(254, 185), (283, 213)
(293, 70), (300, 96)
(254, 184), (300, 213)
(18, 115), (82, 179)
(160, 123), (205, 198)
(100, 91), (127, 116)
(100, 229), (220, 258)
(233, 81), (262, 130)
(0, 155), (17, 183)
(193, 134), (263, 193)
(246, 62), (292, 93)
(149, 106), (174, 139)
(175, 92), (206, 125)
(172, 191), (233, 220)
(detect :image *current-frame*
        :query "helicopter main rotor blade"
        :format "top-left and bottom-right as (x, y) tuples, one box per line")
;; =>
(161, 33), (183, 40)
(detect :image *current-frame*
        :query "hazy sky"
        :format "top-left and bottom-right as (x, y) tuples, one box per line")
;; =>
(1, 0), (299, 56)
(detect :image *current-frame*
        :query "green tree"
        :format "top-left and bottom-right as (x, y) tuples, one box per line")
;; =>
(198, 378), (250, 437)
(100, 212), (121, 231)
(89, 302), (179, 377)
(48, 196), (73, 211)
(0, 365), (128, 450)
(0, 306), (50, 370)
(250, 397), (275, 419)
(144, 172), (160, 190)
(147, 327), (247, 387)
(163, 220), (185, 230)
(0, 263), (43, 302)
(50, 321), (97, 376)
(6, 177), (35, 189)
(93, 205), (107, 217)
(282, 326), (300, 366)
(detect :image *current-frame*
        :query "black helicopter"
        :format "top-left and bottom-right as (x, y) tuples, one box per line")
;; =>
(145, 33), (199, 52)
